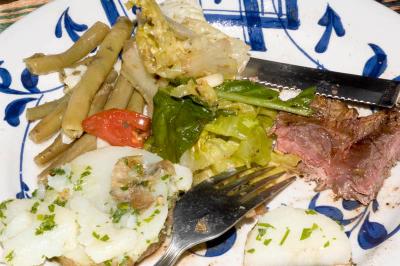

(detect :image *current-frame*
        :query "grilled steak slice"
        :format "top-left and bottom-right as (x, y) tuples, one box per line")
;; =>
(273, 96), (400, 204)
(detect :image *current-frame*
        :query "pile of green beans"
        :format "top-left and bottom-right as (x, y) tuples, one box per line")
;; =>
(23, 17), (147, 180)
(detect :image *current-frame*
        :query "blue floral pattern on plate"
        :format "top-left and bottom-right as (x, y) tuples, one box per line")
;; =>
(1, 0), (400, 264)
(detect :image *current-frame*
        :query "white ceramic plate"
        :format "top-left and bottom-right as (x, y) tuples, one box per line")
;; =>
(0, 0), (399, 265)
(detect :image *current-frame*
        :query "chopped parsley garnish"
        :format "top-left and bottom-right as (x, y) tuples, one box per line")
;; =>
(263, 238), (272, 246)
(92, 231), (110, 242)
(120, 185), (129, 191)
(258, 223), (275, 229)
(5, 250), (14, 262)
(50, 168), (66, 176)
(48, 204), (55, 213)
(111, 202), (132, 223)
(256, 228), (267, 241)
(139, 180), (149, 187)
(0, 199), (13, 220)
(305, 209), (317, 215)
(279, 227), (290, 245)
(66, 171), (74, 181)
(146, 239), (151, 244)
(144, 209), (160, 223)
(300, 223), (319, 240)
(323, 240), (330, 248)
(31, 189), (38, 198)
(161, 174), (170, 181)
(53, 197), (67, 207)
(35, 214), (57, 235)
(104, 259), (113, 266)
(246, 248), (255, 254)
(132, 163), (144, 175)
(119, 256), (130, 265)
(74, 166), (92, 191)
(30, 202), (40, 214)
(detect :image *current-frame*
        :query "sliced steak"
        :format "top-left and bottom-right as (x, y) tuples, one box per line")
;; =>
(273, 96), (400, 204)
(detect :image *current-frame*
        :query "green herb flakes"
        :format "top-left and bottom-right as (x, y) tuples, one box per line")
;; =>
(144, 209), (161, 223)
(305, 209), (317, 215)
(48, 204), (55, 213)
(132, 163), (144, 175)
(30, 202), (40, 214)
(111, 202), (132, 223)
(161, 174), (170, 181)
(92, 231), (110, 242)
(104, 259), (113, 266)
(31, 189), (38, 198)
(120, 185), (129, 191)
(279, 227), (290, 246)
(300, 223), (319, 240)
(74, 166), (92, 191)
(263, 238), (272, 246)
(5, 250), (14, 262)
(246, 248), (255, 254)
(0, 199), (13, 211)
(324, 240), (330, 248)
(50, 168), (66, 176)
(35, 214), (57, 235)
(67, 171), (74, 181)
(119, 256), (130, 266)
(139, 180), (150, 187)
(53, 197), (67, 207)
(258, 223), (275, 229)
(256, 228), (267, 241)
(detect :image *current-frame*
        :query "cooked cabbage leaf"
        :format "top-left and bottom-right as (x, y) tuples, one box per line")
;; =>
(216, 80), (316, 116)
(181, 114), (273, 183)
(180, 131), (240, 172)
(151, 90), (214, 162)
(132, 0), (250, 79)
(168, 78), (218, 106)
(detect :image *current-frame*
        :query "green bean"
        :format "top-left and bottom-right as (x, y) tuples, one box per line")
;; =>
(29, 95), (70, 143)
(34, 134), (72, 166)
(38, 134), (97, 181)
(62, 17), (133, 139)
(24, 22), (110, 75)
(88, 70), (118, 115)
(26, 95), (66, 121)
(103, 74), (134, 110)
(34, 70), (117, 167)
(126, 90), (145, 113)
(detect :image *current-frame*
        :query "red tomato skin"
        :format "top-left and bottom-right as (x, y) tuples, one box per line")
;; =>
(82, 109), (151, 148)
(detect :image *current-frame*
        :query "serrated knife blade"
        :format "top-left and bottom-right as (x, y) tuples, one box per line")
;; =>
(242, 57), (400, 108)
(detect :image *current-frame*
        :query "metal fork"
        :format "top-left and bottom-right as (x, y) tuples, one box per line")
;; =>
(155, 166), (296, 266)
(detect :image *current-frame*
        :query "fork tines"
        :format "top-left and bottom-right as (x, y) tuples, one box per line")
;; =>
(212, 165), (294, 201)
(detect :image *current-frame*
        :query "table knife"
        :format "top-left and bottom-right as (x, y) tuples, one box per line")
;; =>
(242, 57), (400, 108)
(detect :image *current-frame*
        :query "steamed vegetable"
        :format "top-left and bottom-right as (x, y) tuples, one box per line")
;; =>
(24, 21), (110, 75)
(62, 17), (133, 138)
(216, 80), (316, 116)
(132, 0), (249, 78)
(168, 78), (218, 106)
(150, 90), (214, 163)
(180, 113), (273, 183)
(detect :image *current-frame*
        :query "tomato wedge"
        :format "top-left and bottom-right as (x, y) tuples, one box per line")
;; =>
(82, 109), (151, 148)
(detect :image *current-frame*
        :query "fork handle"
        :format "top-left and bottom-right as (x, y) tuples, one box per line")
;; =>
(154, 240), (187, 266)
